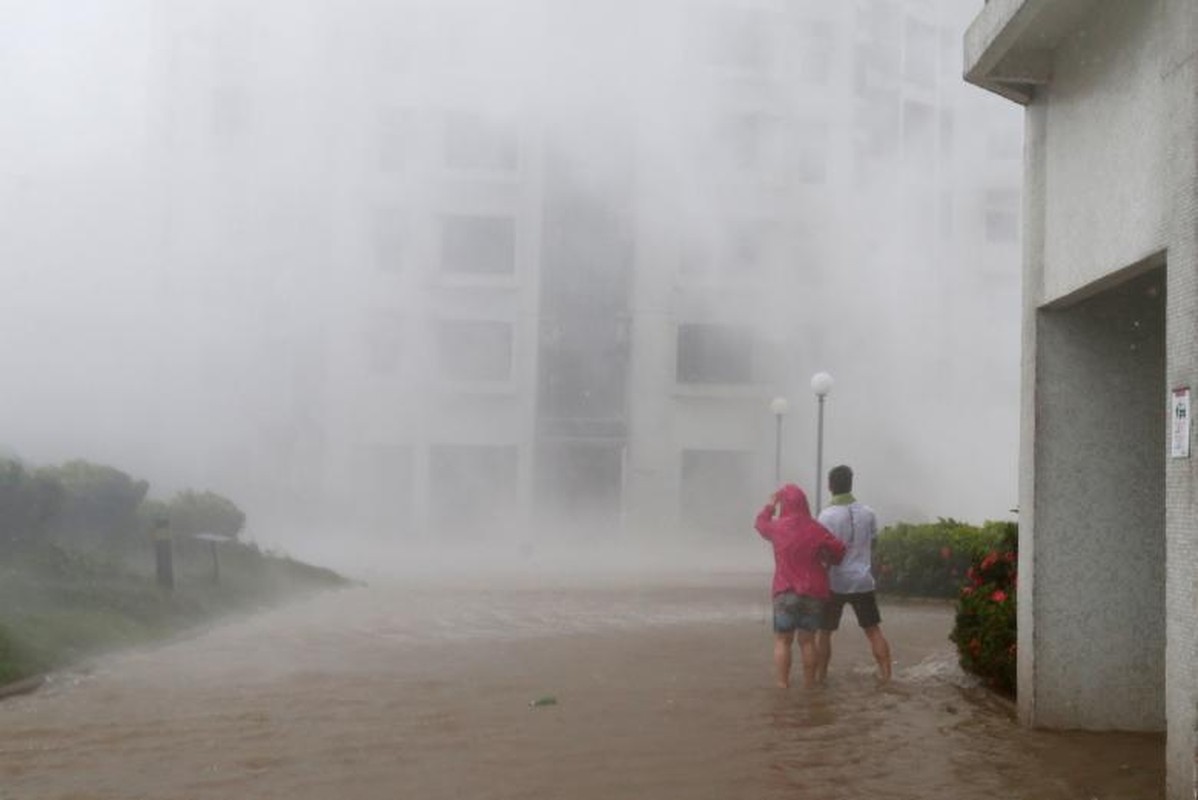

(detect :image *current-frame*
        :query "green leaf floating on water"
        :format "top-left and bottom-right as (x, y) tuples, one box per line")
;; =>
(529, 695), (557, 708)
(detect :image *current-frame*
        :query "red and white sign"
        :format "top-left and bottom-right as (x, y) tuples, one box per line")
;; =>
(1172, 387), (1191, 459)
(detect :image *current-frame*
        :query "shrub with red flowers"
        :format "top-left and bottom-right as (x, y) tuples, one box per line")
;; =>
(949, 523), (1018, 695)
(873, 519), (1011, 598)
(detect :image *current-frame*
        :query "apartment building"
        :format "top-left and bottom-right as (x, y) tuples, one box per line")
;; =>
(145, 0), (1021, 548)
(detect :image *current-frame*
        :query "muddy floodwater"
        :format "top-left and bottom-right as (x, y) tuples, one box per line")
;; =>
(0, 573), (1163, 799)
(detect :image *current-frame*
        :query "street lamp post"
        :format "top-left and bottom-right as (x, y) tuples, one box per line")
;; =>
(810, 372), (834, 513)
(769, 396), (789, 485)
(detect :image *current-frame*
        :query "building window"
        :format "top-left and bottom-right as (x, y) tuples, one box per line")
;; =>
(676, 323), (754, 384)
(795, 19), (836, 85)
(358, 445), (414, 536)
(366, 312), (404, 375)
(211, 86), (251, 144)
(796, 120), (829, 183)
(371, 209), (406, 273)
(680, 449), (756, 537)
(902, 101), (935, 166)
(730, 219), (778, 281)
(436, 319), (513, 382)
(716, 113), (786, 175)
(856, 0), (901, 89)
(534, 443), (623, 533)
(440, 214), (516, 275)
(378, 108), (411, 172)
(428, 444), (519, 533)
(443, 110), (518, 172)
(854, 100), (900, 164)
(939, 109), (955, 158)
(538, 315), (629, 425)
(680, 220), (776, 284)
(984, 189), (1020, 243)
(902, 17), (938, 87)
(691, 6), (774, 75)
(940, 190), (954, 240)
(370, 3), (414, 75)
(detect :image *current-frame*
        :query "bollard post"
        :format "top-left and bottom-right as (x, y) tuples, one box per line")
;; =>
(152, 517), (174, 590)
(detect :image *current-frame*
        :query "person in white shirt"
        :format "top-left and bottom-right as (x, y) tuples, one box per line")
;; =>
(814, 465), (892, 684)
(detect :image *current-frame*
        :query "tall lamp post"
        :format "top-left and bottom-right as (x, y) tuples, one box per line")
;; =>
(769, 396), (789, 485)
(811, 372), (834, 513)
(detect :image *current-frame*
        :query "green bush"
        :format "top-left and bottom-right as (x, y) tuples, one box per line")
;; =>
(167, 490), (246, 539)
(874, 519), (1012, 598)
(0, 623), (42, 685)
(37, 460), (148, 550)
(0, 536), (349, 685)
(0, 459), (61, 548)
(950, 525), (1018, 695)
(135, 498), (171, 535)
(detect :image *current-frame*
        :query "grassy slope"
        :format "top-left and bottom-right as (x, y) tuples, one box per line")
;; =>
(0, 539), (349, 685)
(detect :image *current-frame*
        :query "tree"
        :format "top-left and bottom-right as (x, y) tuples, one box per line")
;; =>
(36, 460), (147, 547)
(168, 490), (246, 539)
(0, 459), (61, 547)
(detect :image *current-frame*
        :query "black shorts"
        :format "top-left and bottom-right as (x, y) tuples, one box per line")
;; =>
(820, 591), (881, 631)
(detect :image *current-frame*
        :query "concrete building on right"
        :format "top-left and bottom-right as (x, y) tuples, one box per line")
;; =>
(964, 1), (1197, 796)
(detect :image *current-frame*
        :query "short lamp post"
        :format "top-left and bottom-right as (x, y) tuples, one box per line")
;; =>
(769, 396), (789, 485)
(811, 372), (834, 513)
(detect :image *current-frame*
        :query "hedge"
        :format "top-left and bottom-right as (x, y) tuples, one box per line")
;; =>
(874, 519), (1012, 598)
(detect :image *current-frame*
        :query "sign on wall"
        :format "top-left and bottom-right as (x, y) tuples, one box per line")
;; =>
(1172, 387), (1191, 459)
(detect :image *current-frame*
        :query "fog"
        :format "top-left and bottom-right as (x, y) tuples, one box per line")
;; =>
(0, 0), (1022, 573)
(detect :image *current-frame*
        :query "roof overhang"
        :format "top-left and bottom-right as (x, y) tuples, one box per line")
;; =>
(964, 0), (1101, 105)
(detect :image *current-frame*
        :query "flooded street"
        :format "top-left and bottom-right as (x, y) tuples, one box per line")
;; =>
(0, 574), (1162, 799)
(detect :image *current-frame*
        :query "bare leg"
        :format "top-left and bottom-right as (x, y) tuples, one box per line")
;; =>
(864, 625), (892, 682)
(814, 630), (833, 684)
(795, 631), (818, 689)
(773, 632), (795, 688)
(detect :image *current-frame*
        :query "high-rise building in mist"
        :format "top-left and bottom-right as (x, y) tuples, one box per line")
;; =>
(143, 0), (1022, 551)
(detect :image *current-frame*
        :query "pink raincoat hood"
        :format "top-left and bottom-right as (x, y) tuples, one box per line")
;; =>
(775, 483), (813, 520)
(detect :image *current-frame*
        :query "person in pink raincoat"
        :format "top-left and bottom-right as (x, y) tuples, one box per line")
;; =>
(754, 483), (846, 689)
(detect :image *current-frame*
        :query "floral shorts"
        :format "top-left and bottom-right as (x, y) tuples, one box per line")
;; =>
(772, 592), (824, 634)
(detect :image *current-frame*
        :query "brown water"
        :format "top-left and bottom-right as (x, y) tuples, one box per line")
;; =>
(0, 574), (1163, 799)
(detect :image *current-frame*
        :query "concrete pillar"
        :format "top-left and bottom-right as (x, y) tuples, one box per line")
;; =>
(1163, 2), (1198, 795)
(1016, 99), (1047, 722)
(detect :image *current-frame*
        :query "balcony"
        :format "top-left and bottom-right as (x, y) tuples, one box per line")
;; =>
(964, 0), (1100, 104)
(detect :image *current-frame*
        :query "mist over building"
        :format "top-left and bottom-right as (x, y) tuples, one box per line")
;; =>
(0, 0), (1022, 562)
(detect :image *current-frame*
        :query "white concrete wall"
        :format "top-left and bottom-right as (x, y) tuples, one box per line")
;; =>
(1041, 0), (1168, 304)
(1008, 0), (1198, 794)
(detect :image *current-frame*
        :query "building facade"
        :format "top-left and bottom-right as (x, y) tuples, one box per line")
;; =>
(965, 1), (1197, 797)
(141, 0), (1020, 556)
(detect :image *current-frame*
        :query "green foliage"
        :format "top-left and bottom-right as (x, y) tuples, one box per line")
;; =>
(0, 459), (61, 547)
(950, 527), (1018, 695)
(37, 460), (149, 549)
(0, 624), (41, 685)
(874, 519), (1012, 598)
(136, 498), (171, 534)
(0, 537), (349, 686)
(167, 490), (246, 539)
(0, 455), (346, 688)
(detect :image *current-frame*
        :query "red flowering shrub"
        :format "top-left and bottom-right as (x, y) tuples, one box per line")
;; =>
(950, 524), (1018, 695)
(873, 519), (1010, 598)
